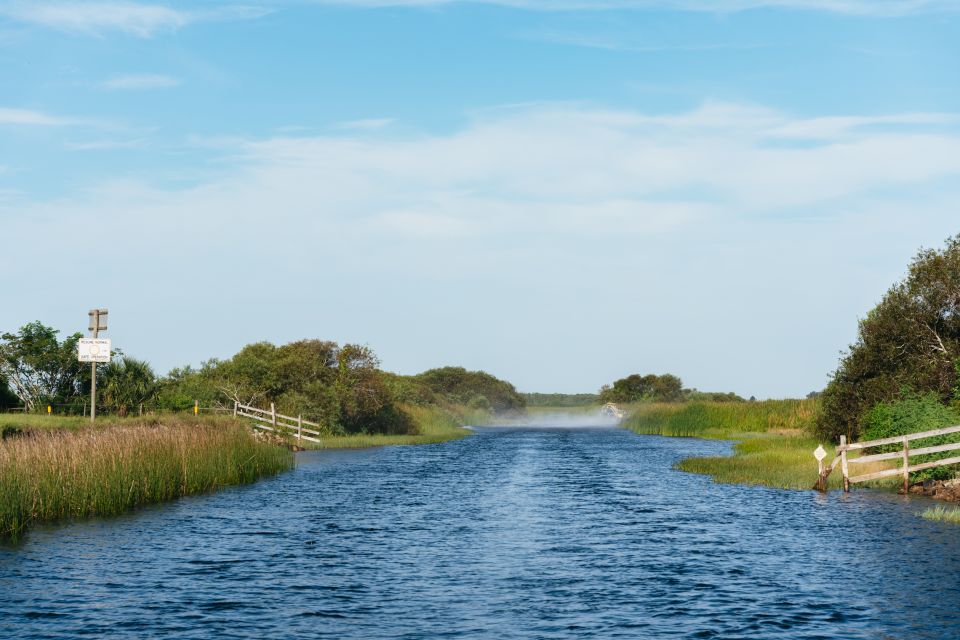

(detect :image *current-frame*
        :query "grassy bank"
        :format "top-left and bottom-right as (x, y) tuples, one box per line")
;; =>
(0, 417), (293, 540)
(624, 400), (893, 490)
(305, 405), (475, 449)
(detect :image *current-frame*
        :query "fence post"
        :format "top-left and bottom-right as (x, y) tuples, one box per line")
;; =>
(271, 403), (277, 430)
(297, 414), (302, 442)
(840, 435), (850, 492)
(902, 436), (910, 494)
(233, 400), (238, 418)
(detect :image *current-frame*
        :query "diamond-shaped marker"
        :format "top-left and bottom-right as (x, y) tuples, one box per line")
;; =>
(814, 444), (827, 462)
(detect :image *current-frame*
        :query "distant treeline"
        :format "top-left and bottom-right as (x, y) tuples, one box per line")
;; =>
(522, 393), (599, 407)
(0, 326), (524, 435)
(599, 373), (744, 405)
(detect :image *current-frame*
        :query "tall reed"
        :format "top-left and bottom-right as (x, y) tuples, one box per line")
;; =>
(624, 399), (818, 438)
(0, 420), (293, 539)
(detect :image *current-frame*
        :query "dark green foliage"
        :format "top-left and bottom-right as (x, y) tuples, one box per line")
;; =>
(99, 357), (158, 417)
(684, 390), (746, 403)
(818, 234), (960, 441)
(862, 393), (960, 482)
(599, 373), (684, 403)
(155, 362), (223, 411)
(413, 367), (525, 414)
(0, 321), (85, 411)
(0, 375), (18, 409)
(522, 393), (599, 408)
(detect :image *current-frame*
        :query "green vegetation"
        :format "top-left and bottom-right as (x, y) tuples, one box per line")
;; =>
(0, 321), (86, 412)
(818, 234), (960, 442)
(600, 373), (684, 403)
(313, 405), (472, 449)
(410, 367), (525, 414)
(920, 506), (960, 524)
(0, 416), (293, 540)
(522, 392), (599, 408)
(624, 399), (884, 490)
(625, 399), (905, 490)
(1, 324), (519, 441)
(599, 373), (744, 405)
(676, 435), (845, 490)
(624, 399), (817, 438)
(862, 393), (960, 482)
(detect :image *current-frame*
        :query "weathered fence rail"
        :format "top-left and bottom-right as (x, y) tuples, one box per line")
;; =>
(234, 401), (323, 445)
(815, 425), (960, 493)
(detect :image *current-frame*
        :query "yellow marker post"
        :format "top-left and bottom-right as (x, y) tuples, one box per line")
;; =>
(194, 400), (199, 416)
(47, 405), (52, 415)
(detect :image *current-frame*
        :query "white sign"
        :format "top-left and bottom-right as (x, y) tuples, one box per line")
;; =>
(814, 444), (827, 462)
(78, 338), (111, 363)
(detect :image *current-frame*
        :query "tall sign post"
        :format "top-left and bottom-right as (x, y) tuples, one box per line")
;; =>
(78, 309), (110, 423)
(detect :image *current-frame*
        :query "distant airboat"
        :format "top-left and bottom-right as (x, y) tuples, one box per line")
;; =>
(601, 403), (624, 420)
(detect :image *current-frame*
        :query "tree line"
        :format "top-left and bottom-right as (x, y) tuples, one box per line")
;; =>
(0, 327), (525, 435)
(598, 373), (744, 405)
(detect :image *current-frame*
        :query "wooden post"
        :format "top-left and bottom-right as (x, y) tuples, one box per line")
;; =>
(902, 436), (910, 494)
(194, 400), (199, 416)
(816, 457), (825, 492)
(840, 435), (850, 493)
(233, 401), (238, 418)
(297, 414), (303, 442)
(139, 403), (143, 416)
(271, 403), (277, 429)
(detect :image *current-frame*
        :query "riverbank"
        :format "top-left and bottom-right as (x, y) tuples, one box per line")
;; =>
(624, 400), (896, 491)
(305, 405), (477, 449)
(0, 404), (479, 539)
(0, 416), (293, 540)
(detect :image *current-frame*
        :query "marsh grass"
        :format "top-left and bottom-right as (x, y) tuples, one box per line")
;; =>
(624, 399), (818, 438)
(625, 400), (896, 490)
(0, 418), (293, 539)
(920, 506), (960, 524)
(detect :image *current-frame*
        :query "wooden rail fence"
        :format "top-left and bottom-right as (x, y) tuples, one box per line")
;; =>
(815, 425), (960, 493)
(233, 401), (322, 445)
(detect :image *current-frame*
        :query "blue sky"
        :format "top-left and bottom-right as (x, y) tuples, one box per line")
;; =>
(1, 1), (959, 397)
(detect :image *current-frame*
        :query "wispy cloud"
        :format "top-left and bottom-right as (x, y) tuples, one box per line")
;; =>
(526, 29), (769, 52)
(0, 107), (77, 126)
(335, 118), (395, 131)
(0, 2), (271, 37)
(4, 101), (959, 396)
(305, 0), (960, 16)
(101, 73), (180, 90)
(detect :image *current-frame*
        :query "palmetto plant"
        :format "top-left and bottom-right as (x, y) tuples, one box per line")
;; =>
(99, 357), (158, 417)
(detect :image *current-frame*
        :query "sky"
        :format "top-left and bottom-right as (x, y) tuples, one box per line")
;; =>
(1, 1), (958, 398)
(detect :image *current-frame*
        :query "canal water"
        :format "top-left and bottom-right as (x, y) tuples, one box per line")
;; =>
(2, 427), (959, 639)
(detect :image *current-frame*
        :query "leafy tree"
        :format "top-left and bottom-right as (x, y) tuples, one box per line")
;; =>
(414, 367), (525, 413)
(99, 357), (158, 417)
(652, 374), (684, 402)
(0, 322), (84, 411)
(156, 362), (223, 411)
(818, 234), (960, 441)
(599, 373), (685, 403)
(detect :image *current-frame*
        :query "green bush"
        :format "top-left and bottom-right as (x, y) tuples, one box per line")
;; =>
(862, 393), (960, 482)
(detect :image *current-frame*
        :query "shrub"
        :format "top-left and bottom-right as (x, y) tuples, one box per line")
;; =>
(862, 393), (960, 482)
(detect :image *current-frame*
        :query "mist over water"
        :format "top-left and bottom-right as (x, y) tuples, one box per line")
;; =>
(491, 409), (623, 428)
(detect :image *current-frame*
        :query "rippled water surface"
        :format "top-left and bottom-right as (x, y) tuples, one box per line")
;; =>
(3, 427), (960, 639)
